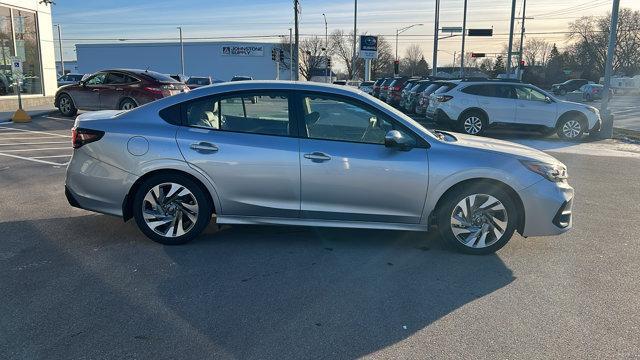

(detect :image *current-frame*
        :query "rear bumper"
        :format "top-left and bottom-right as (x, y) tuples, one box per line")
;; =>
(520, 179), (574, 237)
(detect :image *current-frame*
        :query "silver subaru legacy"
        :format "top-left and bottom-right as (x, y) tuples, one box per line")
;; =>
(65, 81), (573, 254)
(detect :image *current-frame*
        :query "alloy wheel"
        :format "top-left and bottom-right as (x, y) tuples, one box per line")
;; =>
(60, 96), (72, 114)
(562, 120), (582, 139)
(142, 182), (199, 238)
(122, 101), (136, 110)
(450, 194), (508, 249)
(463, 116), (483, 135)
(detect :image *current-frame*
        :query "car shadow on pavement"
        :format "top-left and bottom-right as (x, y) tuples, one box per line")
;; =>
(1, 215), (514, 359)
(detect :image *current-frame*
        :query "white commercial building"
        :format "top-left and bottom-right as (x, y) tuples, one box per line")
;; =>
(76, 42), (293, 81)
(0, 0), (57, 111)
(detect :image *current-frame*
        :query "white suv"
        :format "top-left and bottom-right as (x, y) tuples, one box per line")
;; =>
(425, 80), (602, 140)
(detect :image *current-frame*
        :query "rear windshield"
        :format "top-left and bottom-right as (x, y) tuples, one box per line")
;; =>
(433, 83), (456, 94)
(422, 83), (442, 95)
(187, 77), (210, 85)
(382, 78), (395, 85)
(373, 79), (384, 85)
(360, 81), (374, 86)
(139, 71), (180, 83)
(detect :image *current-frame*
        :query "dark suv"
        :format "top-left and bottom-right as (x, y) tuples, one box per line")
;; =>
(371, 78), (386, 98)
(386, 77), (416, 106)
(55, 69), (189, 117)
(551, 79), (590, 95)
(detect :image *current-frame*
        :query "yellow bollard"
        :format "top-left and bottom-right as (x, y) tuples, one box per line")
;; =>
(12, 108), (31, 123)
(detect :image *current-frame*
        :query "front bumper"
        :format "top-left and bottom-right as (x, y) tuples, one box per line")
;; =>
(520, 179), (574, 237)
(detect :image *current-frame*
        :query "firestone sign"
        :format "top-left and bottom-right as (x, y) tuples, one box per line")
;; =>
(221, 45), (264, 57)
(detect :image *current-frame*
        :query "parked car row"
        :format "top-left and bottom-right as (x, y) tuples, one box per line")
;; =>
(370, 76), (602, 140)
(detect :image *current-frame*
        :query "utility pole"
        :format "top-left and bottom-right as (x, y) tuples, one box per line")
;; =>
(506, 0), (517, 76)
(55, 24), (64, 75)
(517, 0), (527, 80)
(432, 0), (440, 76)
(323, 13), (328, 83)
(351, 0), (357, 81)
(460, 0), (468, 77)
(599, 0), (620, 139)
(294, 0), (299, 81)
(177, 27), (185, 75)
(289, 28), (293, 80)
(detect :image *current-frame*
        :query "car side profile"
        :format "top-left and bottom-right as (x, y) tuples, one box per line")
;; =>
(55, 69), (189, 117)
(65, 81), (573, 254)
(426, 80), (601, 140)
(551, 79), (591, 95)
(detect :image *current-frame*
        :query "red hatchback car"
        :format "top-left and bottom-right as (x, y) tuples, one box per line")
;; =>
(55, 69), (189, 117)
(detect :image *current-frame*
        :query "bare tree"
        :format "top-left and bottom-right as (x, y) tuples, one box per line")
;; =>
(524, 38), (551, 66)
(330, 29), (357, 79)
(299, 36), (325, 81)
(370, 35), (394, 79)
(400, 44), (424, 76)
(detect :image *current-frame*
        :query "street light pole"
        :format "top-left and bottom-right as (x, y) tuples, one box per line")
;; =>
(55, 24), (64, 75)
(289, 28), (293, 80)
(506, 0), (517, 76)
(323, 13), (328, 83)
(177, 26), (185, 75)
(517, 0), (527, 80)
(395, 23), (423, 76)
(460, 0), (468, 77)
(351, 0), (357, 81)
(294, 0), (300, 81)
(599, 0), (620, 139)
(432, 0), (440, 76)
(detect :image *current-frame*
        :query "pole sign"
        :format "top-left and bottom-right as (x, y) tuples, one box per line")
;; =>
(359, 35), (378, 59)
(471, 52), (486, 58)
(468, 29), (493, 37)
(11, 57), (22, 75)
(441, 26), (462, 33)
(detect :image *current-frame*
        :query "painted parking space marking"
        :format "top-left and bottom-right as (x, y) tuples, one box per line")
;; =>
(0, 141), (69, 146)
(32, 154), (72, 159)
(0, 125), (72, 166)
(0, 126), (70, 138)
(0, 152), (68, 166)
(0, 147), (70, 152)
(44, 115), (76, 122)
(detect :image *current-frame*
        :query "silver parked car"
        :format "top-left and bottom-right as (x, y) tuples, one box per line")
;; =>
(65, 81), (574, 254)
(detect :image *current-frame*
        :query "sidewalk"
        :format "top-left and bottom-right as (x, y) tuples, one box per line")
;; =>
(0, 105), (58, 123)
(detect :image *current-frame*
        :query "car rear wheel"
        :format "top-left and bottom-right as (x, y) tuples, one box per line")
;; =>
(556, 117), (585, 140)
(437, 185), (518, 255)
(132, 173), (212, 245)
(58, 94), (77, 117)
(120, 98), (137, 110)
(459, 111), (487, 136)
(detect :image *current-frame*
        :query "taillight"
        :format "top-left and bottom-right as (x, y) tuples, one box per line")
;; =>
(436, 95), (453, 102)
(72, 127), (104, 149)
(144, 86), (164, 95)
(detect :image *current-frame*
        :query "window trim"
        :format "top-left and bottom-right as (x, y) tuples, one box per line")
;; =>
(291, 90), (430, 149)
(180, 89), (299, 138)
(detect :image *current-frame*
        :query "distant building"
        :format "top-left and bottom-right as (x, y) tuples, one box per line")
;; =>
(76, 42), (294, 81)
(0, 1), (57, 111)
(56, 60), (78, 74)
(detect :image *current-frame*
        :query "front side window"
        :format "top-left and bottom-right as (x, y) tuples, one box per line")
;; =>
(85, 73), (107, 85)
(515, 86), (547, 102)
(301, 94), (417, 146)
(186, 92), (290, 136)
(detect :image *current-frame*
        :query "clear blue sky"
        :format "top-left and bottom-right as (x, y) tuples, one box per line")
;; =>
(53, 0), (639, 67)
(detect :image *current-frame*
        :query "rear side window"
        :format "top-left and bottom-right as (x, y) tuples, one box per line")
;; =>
(159, 103), (181, 125)
(462, 85), (484, 95)
(423, 84), (441, 95)
(140, 71), (180, 83)
(185, 92), (291, 136)
(433, 84), (456, 94)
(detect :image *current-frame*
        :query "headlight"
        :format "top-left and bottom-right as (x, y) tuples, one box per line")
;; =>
(520, 160), (568, 182)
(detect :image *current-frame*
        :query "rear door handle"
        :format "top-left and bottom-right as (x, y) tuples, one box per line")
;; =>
(304, 152), (331, 162)
(92, 88), (100, 92)
(115, 88), (123, 91)
(190, 142), (218, 153)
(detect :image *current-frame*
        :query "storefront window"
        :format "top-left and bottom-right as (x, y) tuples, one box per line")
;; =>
(0, 7), (14, 96)
(12, 9), (41, 95)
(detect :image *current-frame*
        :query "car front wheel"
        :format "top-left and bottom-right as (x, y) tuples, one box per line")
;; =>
(437, 184), (518, 254)
(557, 117), (585, 140)
(459, 111), (487, 136)
(58, 94), (78, 117)
(120, 98), (137, 110)
(132, 173), (212, 245)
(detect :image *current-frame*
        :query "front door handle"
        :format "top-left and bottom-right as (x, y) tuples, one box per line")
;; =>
(92, 88), (100, 92)
(190, 142), (218, 153)
(304, 152), (331, 162)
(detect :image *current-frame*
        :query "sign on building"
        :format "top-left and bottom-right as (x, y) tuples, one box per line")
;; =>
(221, 45), (264, 57)
(359, 35), (378, 59)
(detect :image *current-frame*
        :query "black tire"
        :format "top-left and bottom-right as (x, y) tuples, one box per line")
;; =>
(436, 183), (518, 255)
(132, 173), (212, 245)
(119, 98), (137, 111)
(458, 110), (487, 136)
(556, 116), (586, 140)
(57, 93), (77, 117)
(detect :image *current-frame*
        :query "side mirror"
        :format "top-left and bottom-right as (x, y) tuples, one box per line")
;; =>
(385, 130), (412, 150)
(545, 96), (553, 104)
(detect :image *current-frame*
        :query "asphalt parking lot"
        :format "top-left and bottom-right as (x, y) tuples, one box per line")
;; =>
(1, 114), (640, 359)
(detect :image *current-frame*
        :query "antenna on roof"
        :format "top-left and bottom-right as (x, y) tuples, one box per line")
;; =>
(145, 65), (150, 72)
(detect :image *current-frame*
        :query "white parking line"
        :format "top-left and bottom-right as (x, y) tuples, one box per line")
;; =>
(0, 147), (70, 152)
(32, 154), (72, 159)
(0, 141), (69, 146)
(0, 136), (63, 140)
(0, 152), (69, 166)
(44, 115), (76, 122)
(0, 126), (70, 138)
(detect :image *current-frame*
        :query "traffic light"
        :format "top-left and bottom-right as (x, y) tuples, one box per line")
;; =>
(279, 49), (285, 62)
(326, 57), (332, 68)
(393, 60), (399, 75)
(519, 60), (525, 69)
(271, 48), (277, 61)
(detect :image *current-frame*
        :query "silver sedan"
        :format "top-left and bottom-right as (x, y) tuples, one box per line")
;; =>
(65, 81), (573, 254)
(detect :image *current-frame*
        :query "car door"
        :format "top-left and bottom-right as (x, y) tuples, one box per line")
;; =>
(176, 90), (300, 218)
(475, 84), (517, 124)
(99, 72), (132, 109)
(72, 72), (107, 110)
(297, 93), (429, 224)
(514, 85), (558, 126)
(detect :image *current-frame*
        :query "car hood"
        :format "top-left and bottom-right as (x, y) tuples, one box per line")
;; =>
(448, 132), (562, 164)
